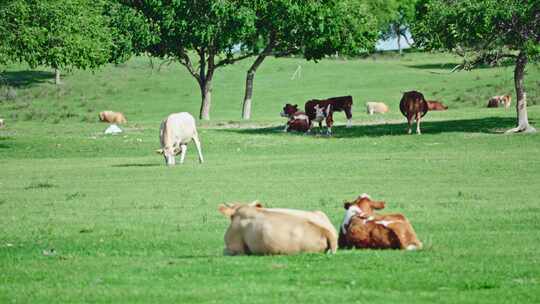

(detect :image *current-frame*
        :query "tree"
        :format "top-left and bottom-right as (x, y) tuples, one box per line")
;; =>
(0, 0), (113, 84)
(240, 0), (379, 120)
(124, 0), (257, 120)
(379, 0), (417, 55)
(412, 0), (539, 133)
(104, 1), (157, 65)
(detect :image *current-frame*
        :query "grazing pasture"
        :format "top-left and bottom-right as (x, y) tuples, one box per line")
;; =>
(1, 52), (539, 303)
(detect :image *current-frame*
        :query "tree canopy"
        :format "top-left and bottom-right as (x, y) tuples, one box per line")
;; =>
(0, 0), (113, 83)
(412, 0), (539, 133)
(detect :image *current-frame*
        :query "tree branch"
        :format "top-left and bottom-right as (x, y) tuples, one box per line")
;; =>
(214, 52), (257, 69)
(178, 51), (201, 84)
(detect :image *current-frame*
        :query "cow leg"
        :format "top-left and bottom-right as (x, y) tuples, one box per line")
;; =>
(326, 116), (333, 136)
(193, 135), (204, 164)
(415, 112), (422, 135)
(283, 124), (289, 132)
(388, 222), (422, 250)
(407, 116), (413, 134)
(179, 144), (187, 164)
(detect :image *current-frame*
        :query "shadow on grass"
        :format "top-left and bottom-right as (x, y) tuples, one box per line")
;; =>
(221, 117), (516, 138)
(111, 163), (161, 168)
(1, 70), (54, 87)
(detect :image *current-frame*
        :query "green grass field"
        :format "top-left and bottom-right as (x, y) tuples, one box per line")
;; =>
(1, 52), (540, 303)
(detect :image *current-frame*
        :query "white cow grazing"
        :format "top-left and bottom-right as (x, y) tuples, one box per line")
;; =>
(156, 112), (204, 166)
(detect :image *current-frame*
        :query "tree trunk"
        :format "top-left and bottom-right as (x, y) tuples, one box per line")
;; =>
(506, 51), (536, 133)
(397, 34), (402, 55)
(54, 68), (61, 85)
(199, 77), (212, 121)
(241, 34), (276, 120)
(242, 53), (268, 120)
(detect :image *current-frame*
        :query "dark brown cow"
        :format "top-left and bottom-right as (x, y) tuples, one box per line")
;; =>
(304, 95), (353, 135)
(399, 91), (429, 134)
(426, 100), (448, 111)
(280, 103), (310, 132)
(338, 194), (422, 250)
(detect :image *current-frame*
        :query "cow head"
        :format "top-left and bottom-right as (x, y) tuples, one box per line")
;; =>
(314, 104), (331, 120)
(155, 145), (182, 166)
(218, 201), (264, 218)
(341, 97), (353, 120)
(281, 104), (299, 117)
(340, 193), (385, 233)
(344, 193), (385, 217)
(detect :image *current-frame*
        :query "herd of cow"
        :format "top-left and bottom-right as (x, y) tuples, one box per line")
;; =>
(280, 90), (511, 136)
(281, 90), (450, 135)
(90, 90), (512, 255)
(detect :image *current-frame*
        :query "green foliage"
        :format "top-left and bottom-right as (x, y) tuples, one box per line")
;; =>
(412, 0), (540, 59)
(378, 0), (418, 42)
(125, 0), (256, 60)
(0, 0), (113, 71)
(104, 1), (157, 64)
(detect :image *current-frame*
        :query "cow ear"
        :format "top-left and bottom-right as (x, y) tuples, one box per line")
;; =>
(155, 149), (164, 154)
(218, 204), (235, 217)
(343, 202), (352, 210)
(371, 201), (385, 210)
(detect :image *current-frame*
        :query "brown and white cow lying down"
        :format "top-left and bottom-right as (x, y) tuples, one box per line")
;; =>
(280, 103), (310, 133)
(305, 95), (354, 135)
(156, 112), (203, 166)
(338, 194), (422, 251)
(399, 91), (429, 134)
(219, 201), (338, 255)
(487, 95), (511, 109)
(366, 102), (389, 115)
(426, 100), (448, 111)
(98, 111), (127, 124)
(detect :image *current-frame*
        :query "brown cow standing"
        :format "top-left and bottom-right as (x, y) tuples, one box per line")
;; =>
(426, 100), (448, 111)
(399, 91), (428, 134)
(304, 95), (353, 135)
(338, 194), (422, 250)
(280, 103), (310, 132)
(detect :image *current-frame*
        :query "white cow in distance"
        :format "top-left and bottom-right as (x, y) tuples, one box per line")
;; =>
(156, 112), (203, 166)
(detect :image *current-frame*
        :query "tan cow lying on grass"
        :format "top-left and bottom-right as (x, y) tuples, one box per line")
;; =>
(365, 102), (389, 115)
(339, 194), (422, 251)
(426, 100), (448, 111)
(219, 201), (338, 255)
(98, 111), (127, 124)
